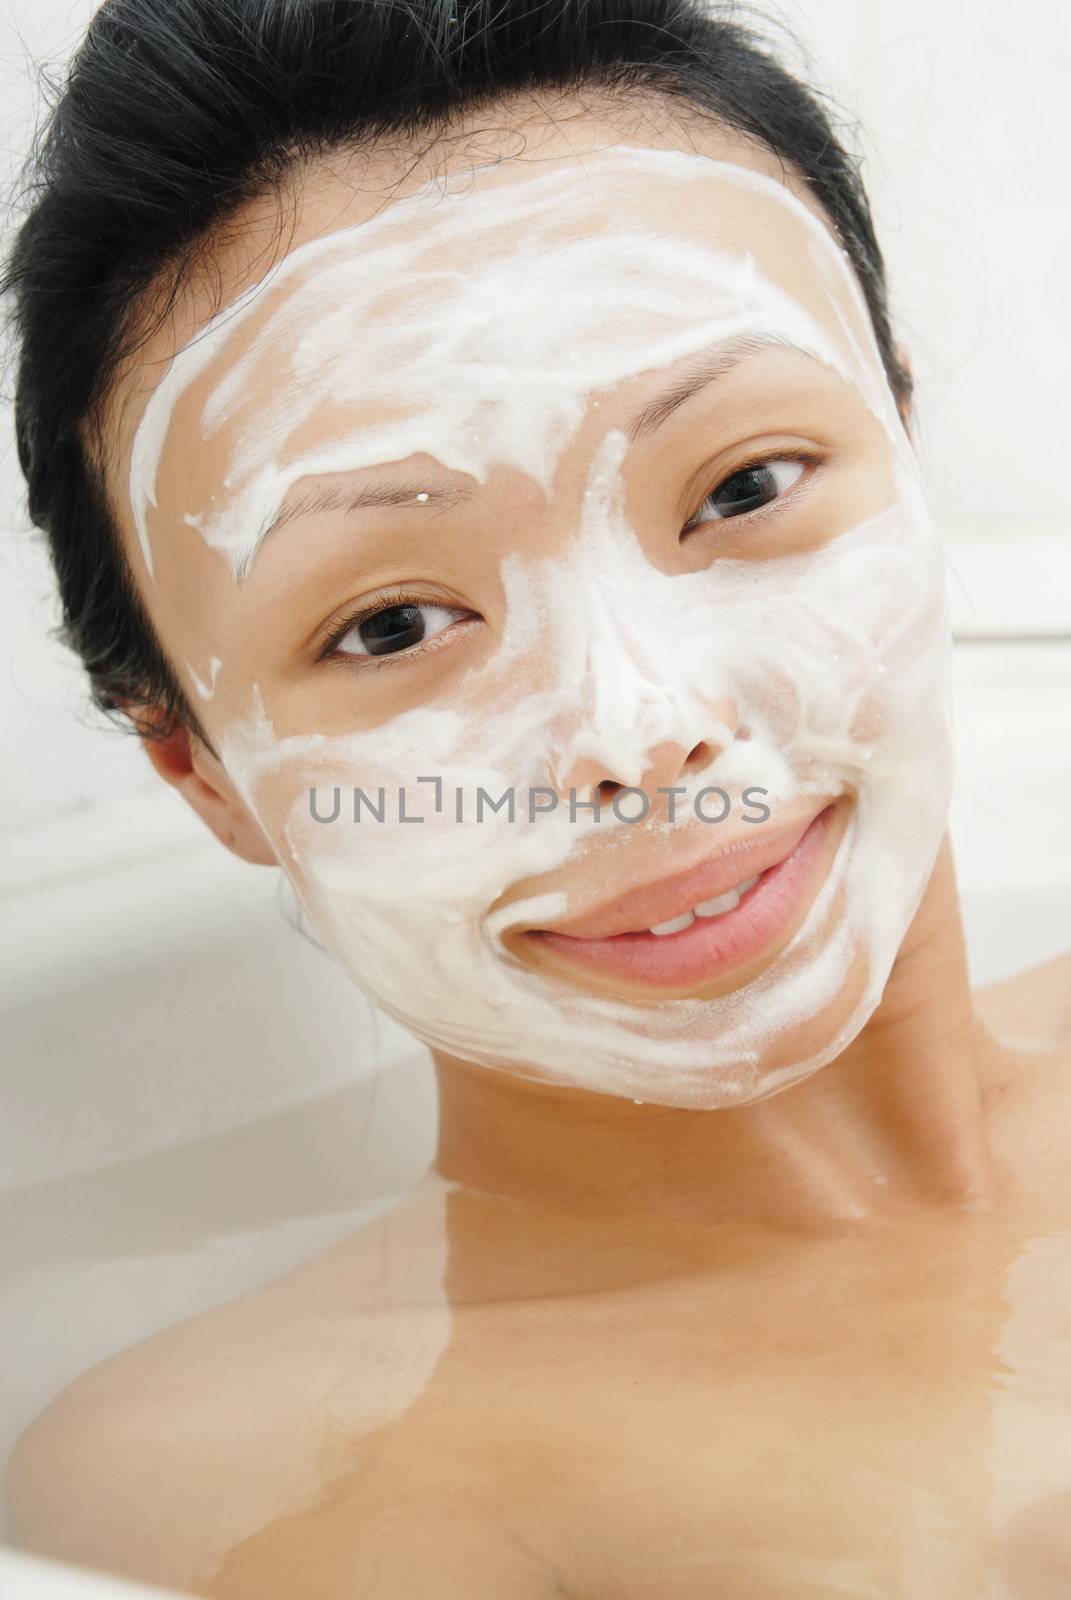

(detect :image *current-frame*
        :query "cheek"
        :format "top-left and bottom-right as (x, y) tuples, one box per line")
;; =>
(232, 707), (566, 923)
(830, 516), (950, 754)
(722, 500), (950, 762)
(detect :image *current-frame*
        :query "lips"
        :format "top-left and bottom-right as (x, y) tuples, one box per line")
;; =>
(527, 804), (828, 940)
(520, 802), (842, 991)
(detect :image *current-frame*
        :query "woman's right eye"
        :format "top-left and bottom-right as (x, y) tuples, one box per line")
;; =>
(324, 597), (474, 664)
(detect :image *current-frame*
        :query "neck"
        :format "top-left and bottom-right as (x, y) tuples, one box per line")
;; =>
(432, 839), (1017, 1235)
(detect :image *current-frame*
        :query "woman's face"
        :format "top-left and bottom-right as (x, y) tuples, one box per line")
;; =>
(102, 103), (953, 1109)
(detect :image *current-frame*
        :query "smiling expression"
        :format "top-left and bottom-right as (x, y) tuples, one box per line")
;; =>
(103, 112), (954, 1109)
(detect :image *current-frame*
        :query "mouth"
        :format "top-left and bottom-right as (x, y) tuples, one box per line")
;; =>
(520, 800), (844, 992)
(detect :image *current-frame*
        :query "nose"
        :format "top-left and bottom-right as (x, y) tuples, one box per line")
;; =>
(553, 698), (739, 804)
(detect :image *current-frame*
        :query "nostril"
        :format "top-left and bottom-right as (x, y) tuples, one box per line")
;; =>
(684, 740), (716, 771)
(594, 779), (624, 803)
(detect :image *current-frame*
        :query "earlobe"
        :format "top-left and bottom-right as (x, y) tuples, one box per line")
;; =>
(133, 707), (278, 867)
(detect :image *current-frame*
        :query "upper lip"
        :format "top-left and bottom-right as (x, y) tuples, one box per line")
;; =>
(524, 803), (832, 940)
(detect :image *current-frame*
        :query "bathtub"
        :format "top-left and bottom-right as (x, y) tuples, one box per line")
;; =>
(2, 639), (1069, 1599)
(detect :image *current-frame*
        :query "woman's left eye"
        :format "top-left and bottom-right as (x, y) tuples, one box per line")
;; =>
(683, 455), (810, 533)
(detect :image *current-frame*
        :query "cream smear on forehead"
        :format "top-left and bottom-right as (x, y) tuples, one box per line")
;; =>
(129, 146), (954, 1109)
(129, 147), (899, 585)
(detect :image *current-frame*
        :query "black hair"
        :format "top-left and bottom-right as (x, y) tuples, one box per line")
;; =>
(1, 0), (912, 753)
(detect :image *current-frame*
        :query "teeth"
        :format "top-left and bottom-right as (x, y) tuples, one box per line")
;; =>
(646, 874), (763, 935)
(648, 910), (696, 937)
(693, 888), (740, 918)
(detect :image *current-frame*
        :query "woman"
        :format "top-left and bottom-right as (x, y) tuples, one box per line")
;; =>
(4, 1), (1070, 1595)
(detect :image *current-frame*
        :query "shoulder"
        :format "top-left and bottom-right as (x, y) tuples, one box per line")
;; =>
(5, 1189), (454, 1591)
(974, 949), (1071, 1049)
(974, 951), (1071, 1200)
(4, 1304), (324, 1589)
(4, 1276), (570, 1600)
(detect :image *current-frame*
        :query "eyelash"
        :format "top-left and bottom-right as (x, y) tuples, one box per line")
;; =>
(681, 443), (821, 535)
(317, 585), (469, 667)
(317, 445), (823, 667)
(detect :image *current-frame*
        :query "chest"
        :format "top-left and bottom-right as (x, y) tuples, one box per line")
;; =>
(359, 1249), (1071, 1598)
(196, 1228), (1071, 1599)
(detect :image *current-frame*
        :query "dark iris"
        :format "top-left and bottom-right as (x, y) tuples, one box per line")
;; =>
(711, 465), (780, 516)
(359, 604), (426, 656)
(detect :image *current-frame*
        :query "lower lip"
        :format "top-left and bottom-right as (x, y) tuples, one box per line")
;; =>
(527, 804), (838, 990)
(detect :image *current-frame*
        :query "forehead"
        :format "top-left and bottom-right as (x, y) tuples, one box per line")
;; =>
(101, 97), (877, 600)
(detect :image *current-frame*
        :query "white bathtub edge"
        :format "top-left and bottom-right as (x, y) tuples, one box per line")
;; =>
(0, 1545), (193, 1599)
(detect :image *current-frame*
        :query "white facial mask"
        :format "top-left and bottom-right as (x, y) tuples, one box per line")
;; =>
(130, 145), (954, 1109)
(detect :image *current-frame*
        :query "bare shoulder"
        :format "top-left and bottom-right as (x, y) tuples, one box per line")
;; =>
(974, 949), (1071, 1049)
(974, 952), (1071, 1198)
(5, 1181), (455, 1592)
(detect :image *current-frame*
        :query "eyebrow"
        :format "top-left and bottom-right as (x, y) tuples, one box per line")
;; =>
(237, 479), (471, 583)
(239, 329), (821, 583)
(625, 330), (819, 441)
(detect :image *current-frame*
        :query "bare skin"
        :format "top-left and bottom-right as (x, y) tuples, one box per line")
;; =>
(6, 91), (1071, 1599)
(7, 936), (1071, 1599)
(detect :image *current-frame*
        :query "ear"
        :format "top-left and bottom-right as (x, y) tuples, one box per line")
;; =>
(134, 709), (278, 867)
